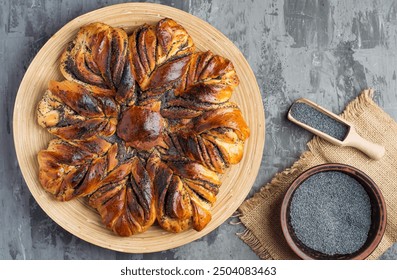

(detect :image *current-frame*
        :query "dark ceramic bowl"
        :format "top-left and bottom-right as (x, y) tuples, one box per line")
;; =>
(280, 163), (387, 260)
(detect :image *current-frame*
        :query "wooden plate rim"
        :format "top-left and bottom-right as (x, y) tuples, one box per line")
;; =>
(13, 3), (265, 253)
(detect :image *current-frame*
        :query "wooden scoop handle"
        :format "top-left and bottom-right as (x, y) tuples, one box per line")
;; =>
(345, 129), (385, 160)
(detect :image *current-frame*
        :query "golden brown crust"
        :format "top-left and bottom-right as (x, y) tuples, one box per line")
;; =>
(128, 18), (194, 100)
(88, 157), (156, 236)
(38, 138), (112, 201)
(168, 103), (250, 173)
(175, 51), (239, 103)
(37, 18), (250, 236)
(147, 153), (218, 232)
(116, 101), (167, 151)
(161, 51), (239, 119)
(60, 22), (135, 105)
(37, 80), (118, 141)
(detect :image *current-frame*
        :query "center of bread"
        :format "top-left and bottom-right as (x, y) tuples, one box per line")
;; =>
(116, 103), (165, 151)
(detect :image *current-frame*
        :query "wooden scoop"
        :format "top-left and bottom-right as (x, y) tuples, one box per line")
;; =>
(288, 98), (385, 160)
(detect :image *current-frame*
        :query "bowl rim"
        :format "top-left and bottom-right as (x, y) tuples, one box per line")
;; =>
(280, 163), (387, 260)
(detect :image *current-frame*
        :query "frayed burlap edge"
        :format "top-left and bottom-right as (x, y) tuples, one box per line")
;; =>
(237, 229), (274, 259)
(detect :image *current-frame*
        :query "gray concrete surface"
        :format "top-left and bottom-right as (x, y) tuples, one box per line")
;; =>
(1, 0), (397, 260)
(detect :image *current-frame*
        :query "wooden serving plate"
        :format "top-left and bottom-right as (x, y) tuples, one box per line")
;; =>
(13, 3), (265, 253)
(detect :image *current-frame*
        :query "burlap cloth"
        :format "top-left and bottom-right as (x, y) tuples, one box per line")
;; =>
(238, 89), (397, 260)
